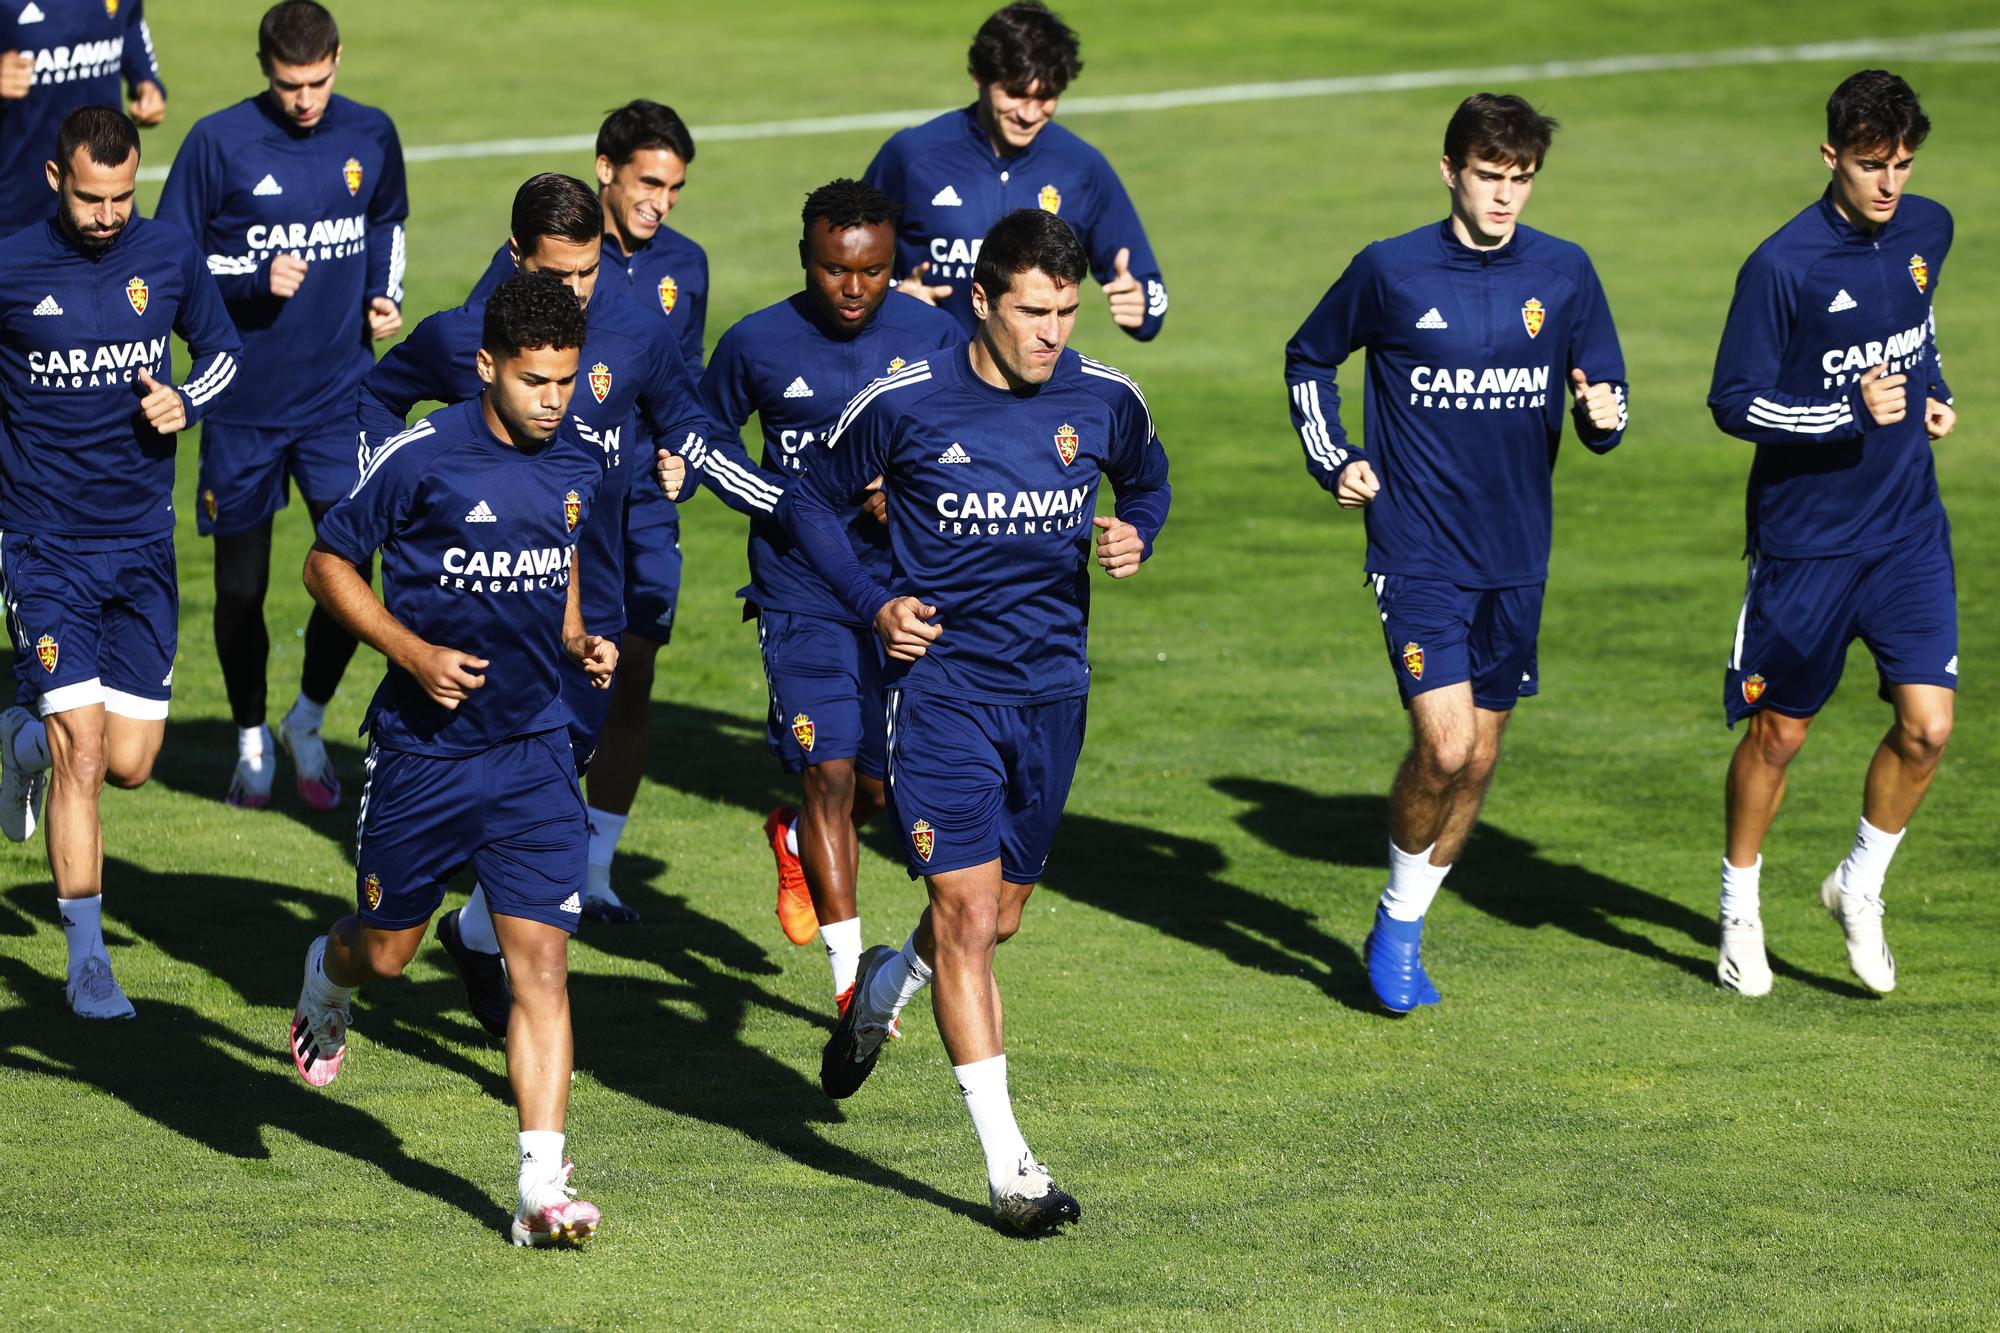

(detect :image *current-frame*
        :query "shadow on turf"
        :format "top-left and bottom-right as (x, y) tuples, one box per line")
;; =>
(1212, 779), (1873, 1000)
(146, 716), (367, 859)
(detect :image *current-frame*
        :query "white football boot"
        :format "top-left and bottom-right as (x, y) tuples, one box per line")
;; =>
(1821, 869), (1895, 993)
(226, 726), (275, 809)
(66, 954), (136, 1020)
(512, 1161), (602, 1247)
(1717, 914), (1774, 997)
(0, 705), (47, 842)
(277, 702), (342, 812)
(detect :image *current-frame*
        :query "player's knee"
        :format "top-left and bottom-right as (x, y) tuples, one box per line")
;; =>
(104, 754), (153, 789)
(851, 774), (887, 824)
(1895, 709), (1953, 762)
(212, 552), (270, 611)
(931, 895), (1000, 949)
(803, 760), (855, 813)
(1416, 734), (1474, 782)
(1746, 711), (1809, 768)
(49, 729), (107, 792)
(360, 932), (421, 980)
(995, 904), (1025, 944)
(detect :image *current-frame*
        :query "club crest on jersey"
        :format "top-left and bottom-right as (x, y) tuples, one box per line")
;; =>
(563, 490), (582, 532)
(1054, 422), (1079, 466)
(886, 356), (906, 374)
(202, 489), (217, 523)
(363, 873), (383, 910)
(1402, 641), (1424, 680)
(589, 361), (612, 404)
(1038, 184), (1061, 214)
(657, 275), (679, 315)
(910, 818), (935, 862)
(1741, 673), (1766, 705)
(35, 635), (58, 673)
(1521, 298), (1545, 339)
(791, 713), (816, 752)
(1909, 254), (1928, 293)
(125, 276), (149, 317)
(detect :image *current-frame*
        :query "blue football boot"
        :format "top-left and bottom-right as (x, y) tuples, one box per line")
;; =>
(1363, 905), (1441, 1013)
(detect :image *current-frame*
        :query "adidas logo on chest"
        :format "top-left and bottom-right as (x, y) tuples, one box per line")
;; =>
(1828, 289), (1857, 313)
(783, 376), (813, 398)
(465, 500), (498, 523)
(252, 174), (284, 197)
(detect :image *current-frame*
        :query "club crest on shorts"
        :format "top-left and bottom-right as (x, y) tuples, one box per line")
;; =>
(791, 713), (816, 752)
(1742, 673), (1767, 705)
(35, 634), (58, 673)
(1521, 297), (1545, 339)
(342, 157), (363, 196)
(886, 356), (906, 374)
(589, 361), (612, 404)
(363, 873), (382, 910)
(1038, 183), (1061, 214)
(1909, 254), (1929, 293)
(202, 489), (217, 523)
(125, 276), (149, 316)
(910, 818), (935, 862)
(564, 490), (581, 532)
(1054, 422), (1079, 466)
(104, 0), (118, 16)
(1402, 641), (1424, 680)
(657, 274), (679, 315)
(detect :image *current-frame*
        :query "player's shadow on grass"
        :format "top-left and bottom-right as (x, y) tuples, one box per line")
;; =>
(146, 716), (367, 858)
(643, 700), (793, 819)
(0, 951), (498, 1230)
(1212, 779), (1872, 999)
(1039, 814), (1379, 1012)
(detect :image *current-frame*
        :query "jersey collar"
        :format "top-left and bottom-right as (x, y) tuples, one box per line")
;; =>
(1815, 187), (1899, 246)
(1433, 218), (1521, 268)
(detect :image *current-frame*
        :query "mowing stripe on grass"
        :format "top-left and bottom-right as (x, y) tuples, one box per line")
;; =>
(133, 29), (2000, 182)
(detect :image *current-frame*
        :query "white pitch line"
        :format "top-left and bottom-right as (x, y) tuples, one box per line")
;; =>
(135, 29), (2000, 182)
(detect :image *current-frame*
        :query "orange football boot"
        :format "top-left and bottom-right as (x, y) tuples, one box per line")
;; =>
(765, 805), (819, 945)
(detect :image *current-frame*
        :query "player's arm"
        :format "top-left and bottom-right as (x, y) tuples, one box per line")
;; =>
(363, 117), (410, 340)
(645, 331), (785, 515)
(121, 0), (166, 126)
(1097, 384), (1172, 578)
(156, 134), (278, 303)
(1924, 242), (1955, 441)
(355, 312), (454, 452)
(1708, 255), (1870, 445)
(1284, 251), (1378, 506)
(1086, 161), (1167, 341)
(563, 547), (618, 687)
(153, 242), (243, 431)
(681, 253), (708, 373)
(1566, 257), (1629, 454)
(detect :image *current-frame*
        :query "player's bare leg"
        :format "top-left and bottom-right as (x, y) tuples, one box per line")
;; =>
(579, 633), (658, 920)
(289, 917), (423, 1088)
(796, 758), (887, 1006)
(43, 706), (162, 1018)
(1368, 685), (1507, 1012)
(493, 912), (598, 1246)
(1715, 710), (1811, 997)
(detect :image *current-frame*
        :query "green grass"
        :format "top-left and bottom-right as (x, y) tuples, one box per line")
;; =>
(3, 2), (1999, 1326)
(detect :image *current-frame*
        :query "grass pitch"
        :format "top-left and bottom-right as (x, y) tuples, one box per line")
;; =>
(3, 2), (1998, 1327)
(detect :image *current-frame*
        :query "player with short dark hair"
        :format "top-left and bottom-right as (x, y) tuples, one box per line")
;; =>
(700, 177), (960, 1003)
(466, 100), (714, 905)
(156, 0), (408, 814)
(1708, 70), (1956, 998)
(289, 271), (615, 1247)
(864, 2), (1168, 342)
(1284, 92), (1628, 1014)
(0, 0), (166, 236)
(780, 207), (1171, 1235)
(0, 106), (240, 1017)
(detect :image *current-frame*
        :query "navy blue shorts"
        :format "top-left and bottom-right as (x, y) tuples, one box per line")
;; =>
(1371, 574), (1543, 711)
(561, 632), (622, 772)
(1725, 518), (1957, 727)
(197, 419), (360, 536)
(354, 730), (588, 933)
(884, 689), (1086, 884)
(622, 484), (681, 643)
(2, 532), (176, 719)
(759, 609), (886, 778)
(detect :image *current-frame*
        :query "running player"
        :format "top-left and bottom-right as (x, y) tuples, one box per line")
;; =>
(1709, 70), (1956, 998)
(156, 0), (408, 813)
(357, 173), (769, 1027)
(0, 106), (239, 1016)
(863, 2), (1167, 342)
(699, 177), (960, 1006)
(467, 101), (710, 907)
(1283, 93), (1628, 1014)
(780, 208), (1170, 1235)
(289, 272), (614, 1247)
(0, 0), (165, 237)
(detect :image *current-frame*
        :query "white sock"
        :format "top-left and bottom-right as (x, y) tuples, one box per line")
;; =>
(459, 885), (500, 954)
(784, 821), (800, 857)
(1380, 840), (1449, 922)
(821, 916), (863, 996)
(1839, 817), (1904, 899)
(1720, 855), (1762, 921)
(864, 929), (934, 1022)
(954, 1054), (1032, 1193)
(306, 935), (355, 1006)
(238, 724), (271, 760)
(586, 807), (627, 871)
(289, 692), (327, 731)
(10, 715), (50, 772)
(58, 894), (107, 970)
(518, 1130), (566, 1195)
